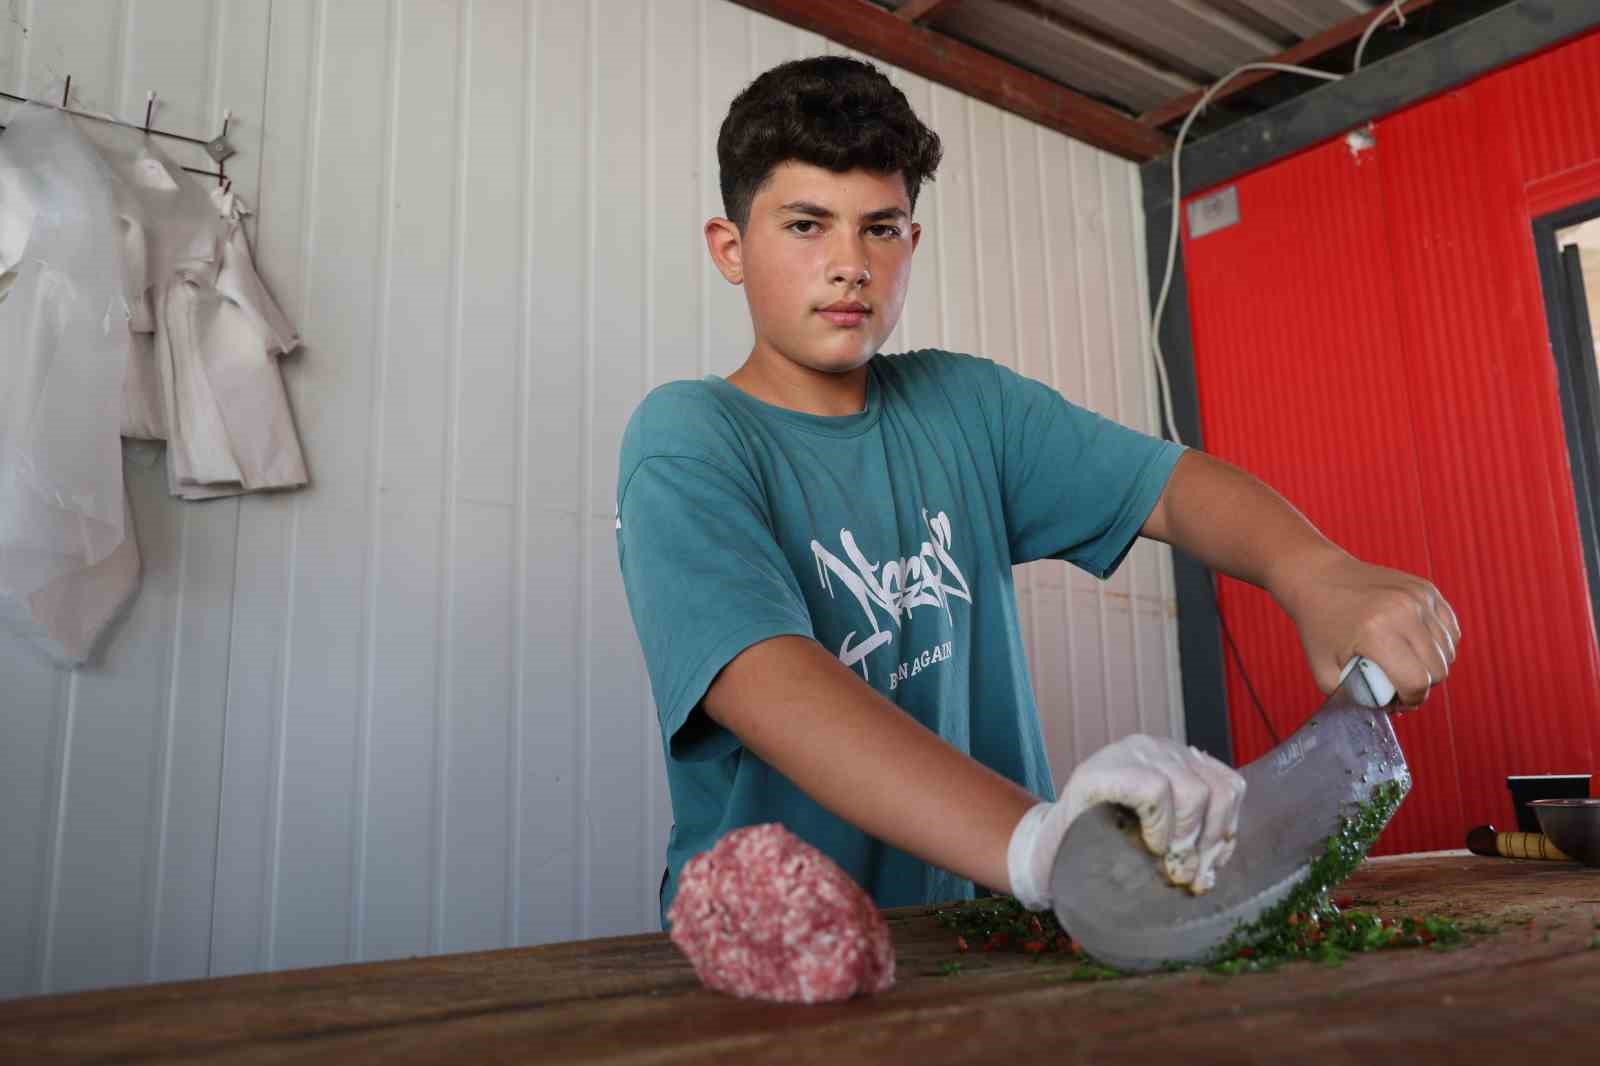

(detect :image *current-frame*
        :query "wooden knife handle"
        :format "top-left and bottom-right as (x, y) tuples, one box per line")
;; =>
(1466, 825), (1572, 862)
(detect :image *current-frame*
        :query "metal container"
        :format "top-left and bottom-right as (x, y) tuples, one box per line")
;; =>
(1506, 775), (1591, 832)
(1529, 799), (1600, 867)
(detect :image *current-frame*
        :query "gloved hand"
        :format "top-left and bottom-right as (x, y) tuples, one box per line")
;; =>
(1006, 735), (1247, 912)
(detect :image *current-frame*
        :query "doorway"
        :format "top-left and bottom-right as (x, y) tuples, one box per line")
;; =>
(1534, 198), (1600, 641)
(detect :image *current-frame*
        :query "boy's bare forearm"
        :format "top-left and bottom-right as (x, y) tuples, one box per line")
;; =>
(1141, 449), (1457, 703)
(1139, 449), (1345, 605)
(702, 635), (1038, 895)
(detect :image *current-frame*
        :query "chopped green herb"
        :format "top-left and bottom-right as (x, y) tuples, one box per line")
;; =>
(934, 960), (965, 976)
(934, 896), (1076, 959)
(1204, 779), (1427, 974)
(1039, 962), (1123, 983)
(1065, 962), (1123, 982)
(928, 782), (1496, 982)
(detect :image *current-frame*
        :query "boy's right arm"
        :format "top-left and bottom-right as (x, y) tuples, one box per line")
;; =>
(703, 634), (1246, 907)
(704, 634), (1039, 896)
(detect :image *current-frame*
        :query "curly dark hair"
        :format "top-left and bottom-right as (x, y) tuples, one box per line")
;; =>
(717, 56), (943, 231)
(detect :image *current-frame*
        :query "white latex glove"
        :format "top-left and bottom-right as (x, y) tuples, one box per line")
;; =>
(1006, 735), (1247, 912)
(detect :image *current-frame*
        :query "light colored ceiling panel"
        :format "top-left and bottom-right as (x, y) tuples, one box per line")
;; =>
(931, 1), (1200, 114)
(1188, 0), (1302, 45)
(1560, 218), (1600, 252)
(1167, 0), (1288, 53)
(1223, 0), (1364, 38)
(861, 0), (1497, 142)
(1042, 0), (1283, 79)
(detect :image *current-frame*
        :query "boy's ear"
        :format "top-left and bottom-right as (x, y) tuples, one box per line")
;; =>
(704, 217), (745, 285)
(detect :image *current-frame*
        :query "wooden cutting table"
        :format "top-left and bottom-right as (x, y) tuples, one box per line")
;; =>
(4, 853), (1598, 1065)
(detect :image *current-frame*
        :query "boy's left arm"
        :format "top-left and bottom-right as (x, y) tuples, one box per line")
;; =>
(1139, 450), (1460, 706)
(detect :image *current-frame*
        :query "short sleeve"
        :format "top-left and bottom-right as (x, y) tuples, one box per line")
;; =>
(618, 454), (814, 763)
(994, 362), (1185, 576)
(215, 223), (301, 355)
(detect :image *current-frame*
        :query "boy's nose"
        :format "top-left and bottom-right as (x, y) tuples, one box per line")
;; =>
(830, 263), (872, 287)
(828, 234), (871, 288)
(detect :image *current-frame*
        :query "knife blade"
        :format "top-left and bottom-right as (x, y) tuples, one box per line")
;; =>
(1049, 657), (1407, 972)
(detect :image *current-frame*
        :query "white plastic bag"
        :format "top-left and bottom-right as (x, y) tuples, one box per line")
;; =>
(0, 103), (130, 606)
(75, 114), (224, 443)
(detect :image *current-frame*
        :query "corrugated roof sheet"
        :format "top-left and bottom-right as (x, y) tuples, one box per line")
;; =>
(878, 0), (1516, 136)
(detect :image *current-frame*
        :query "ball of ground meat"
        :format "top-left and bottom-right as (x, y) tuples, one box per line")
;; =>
(668, 823), (896, 1004)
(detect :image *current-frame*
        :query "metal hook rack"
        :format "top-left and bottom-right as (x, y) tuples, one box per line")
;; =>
(0, 76), (236, 186)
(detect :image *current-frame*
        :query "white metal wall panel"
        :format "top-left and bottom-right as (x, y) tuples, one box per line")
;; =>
(0, 0), (1182, 998)
(0, 0), (273, 997)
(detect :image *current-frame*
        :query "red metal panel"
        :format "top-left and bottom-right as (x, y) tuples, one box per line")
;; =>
(1180, 30), (1600, 854)
(1526, 158), (1600, 219)
(1495, 31), (1600, 191)
(1376, 83), (1600, 841)
(1181, 135), (1466, 855)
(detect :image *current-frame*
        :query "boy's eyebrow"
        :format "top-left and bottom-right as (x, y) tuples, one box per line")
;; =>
(861, 206), (909, 223)
(777, 201), (908, 223)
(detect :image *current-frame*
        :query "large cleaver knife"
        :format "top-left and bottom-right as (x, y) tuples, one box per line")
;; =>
(1050, 657), (1406, 972)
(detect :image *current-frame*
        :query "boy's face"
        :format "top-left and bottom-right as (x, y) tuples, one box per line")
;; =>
(707, 162), (921, 377)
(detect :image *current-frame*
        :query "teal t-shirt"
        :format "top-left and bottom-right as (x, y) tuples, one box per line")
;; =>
(615, 349), (1183, 926)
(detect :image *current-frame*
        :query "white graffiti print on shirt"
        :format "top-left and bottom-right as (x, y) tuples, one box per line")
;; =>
(810, 509), (972, 681)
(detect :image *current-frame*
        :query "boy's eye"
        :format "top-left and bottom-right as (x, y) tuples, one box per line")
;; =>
(868, 224), (902, 239)
(787, 220), (820, 234)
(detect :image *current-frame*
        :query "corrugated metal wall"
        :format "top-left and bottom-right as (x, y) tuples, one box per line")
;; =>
(0, 0), (278, 1000)
(1181, 29), (1600, 855)
(0, 0), (1182, 998)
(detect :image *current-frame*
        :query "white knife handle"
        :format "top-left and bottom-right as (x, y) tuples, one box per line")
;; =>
(1337, 656), (1397, 708)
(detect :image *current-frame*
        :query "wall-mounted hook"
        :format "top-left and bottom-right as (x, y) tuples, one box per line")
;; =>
(0, 81), (231, 183)
(205, 108), (237, 167)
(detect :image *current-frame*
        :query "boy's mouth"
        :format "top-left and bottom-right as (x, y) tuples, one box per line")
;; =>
(818, 300), (870, 328)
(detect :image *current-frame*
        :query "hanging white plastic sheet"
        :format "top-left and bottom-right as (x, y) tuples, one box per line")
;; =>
(2, 98), (308, 664)
(0, 103), (130, 611)
(76, 108), (223, 444)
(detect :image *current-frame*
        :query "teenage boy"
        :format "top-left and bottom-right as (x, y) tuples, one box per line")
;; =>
(617, 57), (1459, 925)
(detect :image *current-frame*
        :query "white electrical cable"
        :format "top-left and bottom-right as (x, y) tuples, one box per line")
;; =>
(1354, 1), (1408, 72)
(1149, 3), (1410, 447)
(1149, 64), (1340, 446)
